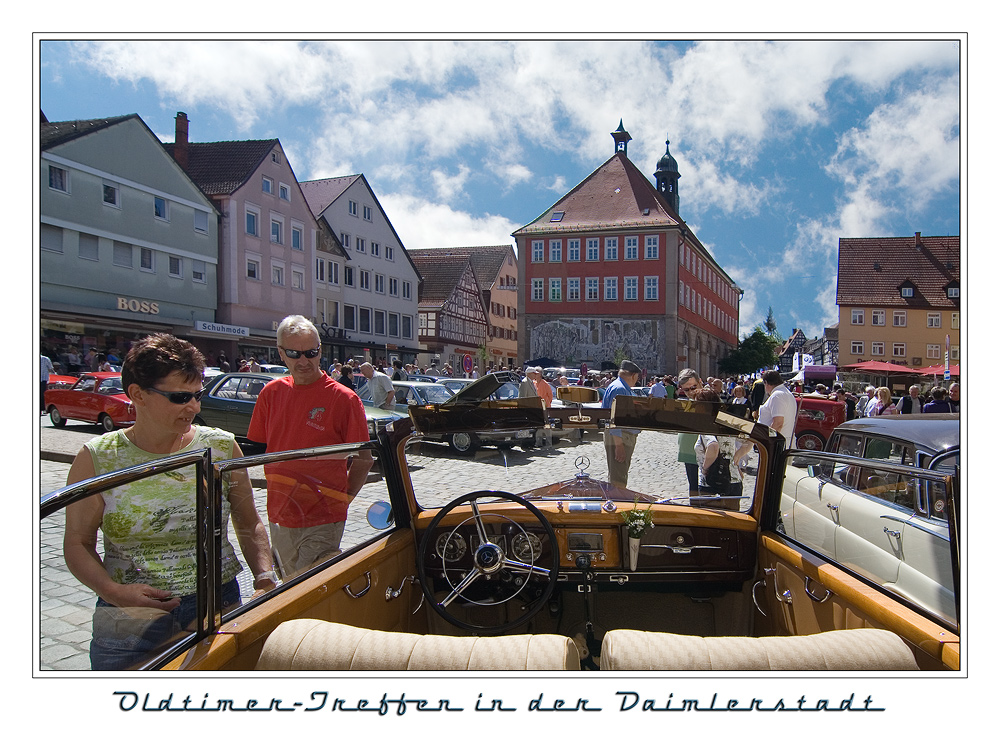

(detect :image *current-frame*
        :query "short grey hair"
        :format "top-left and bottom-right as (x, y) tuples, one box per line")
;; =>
(276, 315), (319, 345)
(677, 368), (700, 386)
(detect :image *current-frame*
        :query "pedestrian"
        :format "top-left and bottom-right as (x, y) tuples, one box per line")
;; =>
(62, 333), (275, 670)
(337, 360), (356, 390)
(922, 386), (957, 413)
(872, 387), (898, 416)
(247, 316), (373, 580)
(360, 361), (396, 410)
(603, 360), (642, 488)
(899, 385), (924, 414)
(650, 377), (668, 398)
(858, 386), (876, 417)
(948, 383), (960, 410)
(97, 353), (113, 372)
(40, 353), (55, 413)
(675, 368), (703, 495)
(757, 370), (798, 447)
(391, 359), (407, 381)
(693, 388), (753, 503)
(218, 352), (231, 372)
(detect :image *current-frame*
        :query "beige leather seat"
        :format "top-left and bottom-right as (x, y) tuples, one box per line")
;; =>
(256, 619), (582, 671)
(600, 628), (918, 671)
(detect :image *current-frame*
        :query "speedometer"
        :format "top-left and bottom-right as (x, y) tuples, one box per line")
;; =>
(511, 532), (542, 562)
(436, 532), (467, 561)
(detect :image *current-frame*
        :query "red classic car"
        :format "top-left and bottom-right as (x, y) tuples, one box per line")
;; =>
(45, 372), (135, 432)
(794, 393), (847, 450)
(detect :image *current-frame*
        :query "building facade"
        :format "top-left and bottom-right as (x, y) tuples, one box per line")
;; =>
(300, 175), (422, 367)
(837, 233), (961, 369)
(513, 124), (740, 376)
(41, 113), (220, 368)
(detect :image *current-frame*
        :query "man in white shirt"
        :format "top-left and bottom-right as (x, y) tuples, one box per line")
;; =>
(757, 370), (798, 447)
(360, 362), (396, 410)
(650, 377), (667, 398)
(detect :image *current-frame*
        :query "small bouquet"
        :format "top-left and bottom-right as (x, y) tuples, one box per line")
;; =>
(621, 497), (653, 539)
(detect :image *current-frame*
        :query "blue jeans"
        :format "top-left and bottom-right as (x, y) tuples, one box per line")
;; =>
(90, 579), (239, 670)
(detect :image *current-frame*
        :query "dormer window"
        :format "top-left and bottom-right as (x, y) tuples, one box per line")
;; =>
(550, 211), (564, 222)
(945, 281), (960, 299)
(901, 287), (914, 298)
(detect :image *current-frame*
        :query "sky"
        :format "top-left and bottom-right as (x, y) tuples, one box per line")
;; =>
(37, 37), (962, 343)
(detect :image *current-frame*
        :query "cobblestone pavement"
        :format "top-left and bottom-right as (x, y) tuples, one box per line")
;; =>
(38, 423), (758, 671)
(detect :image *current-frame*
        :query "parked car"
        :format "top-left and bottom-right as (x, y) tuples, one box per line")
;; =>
(780, 414), (959, 624)
(45, 374), (78, 391)
(45, 372), (135, 432)
(195, 371), (404, 441)
(40, 387), (959, 672)
(793, 393), (847, 450)
(258, 364), (288, 374)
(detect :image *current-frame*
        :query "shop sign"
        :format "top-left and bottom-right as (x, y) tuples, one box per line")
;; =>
(117, 297), (160, 314)
(195, 320), (249, 338)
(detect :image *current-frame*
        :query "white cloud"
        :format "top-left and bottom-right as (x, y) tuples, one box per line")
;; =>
(379, 193), (520, 250)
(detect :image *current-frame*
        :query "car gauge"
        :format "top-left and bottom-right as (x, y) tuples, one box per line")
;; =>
(436, 531), (467, 561)
(511, 532), (542, 562)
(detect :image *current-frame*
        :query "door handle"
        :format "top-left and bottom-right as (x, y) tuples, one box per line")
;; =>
(804, 576), (831, 603)
(883, 526), (901, 539)
(765, 567), (792, 604)
(343, 571), (372, 599)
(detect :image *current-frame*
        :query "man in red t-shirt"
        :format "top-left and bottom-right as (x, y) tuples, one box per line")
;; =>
(247, 315), (372, 578)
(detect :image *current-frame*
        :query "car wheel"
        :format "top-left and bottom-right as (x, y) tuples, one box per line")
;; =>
(99, 414), (116, 433)
(449, 432), (477, 454)
(796, 431), (825, 451)
(48, 407), (66, 427)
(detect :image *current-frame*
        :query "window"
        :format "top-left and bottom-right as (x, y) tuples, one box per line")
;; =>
(645, 276), (659, 300)
(292, 268), (305, 291)
(549, 240), (562, 262)
(363, 205), (373, 221)
(344, 305), (356, 330)
(330, 262), (339, 285)
(951, 312), (960, 329)
(893, 310), (907, 327)
(375, 274), (385, 294)
(356, 238), (365, 253)
(271, 219), (283, 244)
(344, 266), (355, 286)
(113, 241), (132, 267)
(625, 236), (638, 260)
(568, 278), (580, 301)
(872, 309), (885, 326)
(604, 277), (618, 301)
(374, 310), (386, 335)
(851, 341), (864, 355)
(139, 247), (154, 272)
(386, 245), (394, 261)
(605, 237), (618, 261)
(927, 312), (941, 328)
(901, 286), (914, 298)
(192, 260), (206, 283)
(169, 256), (182, 278)
(79, 233), (99, 261)
(586, 278), (599, 301)
(247, 258), (260, 280)
(389, 313), (399, 336)
(532, 278), (544, 301)
(625, 276), (638, 300)
(315, 258), (326, 282)
(645, 235), (659, 260)
(341, 233), (351, 249)
(194, 211), (209, 234)
(278, 183), (290, 201)
(851, 309), (864, 325)
(402, 315), (412, 339)
(49, 165), (69, 192)
(349, 200), (359, 216)
(679, 280), (685, 303)
(402, 280), (411, 299)
(550, 211), (565, 222)
(41, 224), (64, 253)
(549, 278), (562, 302)
(102, 183), (120, 207)
(359, 308), (371, 333)
(154, 197), (169, 221)
(947, 286), (960, 298)
(360, 270), (371, 291)
(371, 242), (380, 258)
(532, 241), (544, 262)
(262, 176), (273, 194)
(271, 151), (282, 164)
(586, 238), (599, 261)
(568, 239), (580, 262)
(271, 263), (284, 286)
(893, 343), (906, 357)
(871, 341), (884, 356)
(389, 277), (399, 296)
(927, 344), (941, 359)
(291, 226), (303, 250)
(246, 209), (259, 237)
(952, 345), (960, 361)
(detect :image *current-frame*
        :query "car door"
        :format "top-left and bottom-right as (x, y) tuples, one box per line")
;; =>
(70, 376), (99, 421)
(756, 448), (960, 670)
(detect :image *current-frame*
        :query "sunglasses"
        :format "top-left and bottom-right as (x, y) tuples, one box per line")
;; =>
(681, 383), (700, 392)
(281, 347), (321, 359)
(146, 387), (205, 405)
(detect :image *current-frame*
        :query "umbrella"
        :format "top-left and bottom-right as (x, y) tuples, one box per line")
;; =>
(841, 360), (915, 373)
(915, 363), (960, 377)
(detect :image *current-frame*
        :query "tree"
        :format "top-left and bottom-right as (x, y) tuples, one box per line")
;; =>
(764, 306), (779, 338)
(718, 327), (780, 375)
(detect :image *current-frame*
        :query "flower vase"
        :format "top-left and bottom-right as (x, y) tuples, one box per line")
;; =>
(628, 536), (641, 571)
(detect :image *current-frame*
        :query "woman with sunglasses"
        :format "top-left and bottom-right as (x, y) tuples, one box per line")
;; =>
(63, 333), (275, 670)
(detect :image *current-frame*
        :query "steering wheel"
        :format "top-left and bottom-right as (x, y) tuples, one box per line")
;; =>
(416, 490), (559, 634)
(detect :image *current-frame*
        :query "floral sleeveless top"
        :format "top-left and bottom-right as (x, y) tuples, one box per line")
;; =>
(85, 427), (243, 595)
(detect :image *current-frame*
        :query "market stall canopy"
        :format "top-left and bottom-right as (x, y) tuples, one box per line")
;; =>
(841, 360), (916, 374)
(914, 363), (960, 377)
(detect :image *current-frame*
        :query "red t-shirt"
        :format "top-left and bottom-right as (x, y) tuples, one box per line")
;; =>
(247, 374), (370, 528)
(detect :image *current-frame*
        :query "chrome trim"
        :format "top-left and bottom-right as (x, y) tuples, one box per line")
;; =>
(804, 576), (831, 603)
(343, 571), (373, 599)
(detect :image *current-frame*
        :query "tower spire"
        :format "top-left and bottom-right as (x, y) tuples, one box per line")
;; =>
(655, 138), (681, 214)
(611, 119), (632, 156)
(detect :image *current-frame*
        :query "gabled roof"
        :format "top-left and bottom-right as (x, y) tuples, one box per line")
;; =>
(299, 175), (361, 215)
(407, 251), (476, 306)
(837, 234), (960, 308)
(162, 139), (278, 195)
(513, 151), (681, 236)
(408, 245), (512, 290)
(40, 114), (136, 150)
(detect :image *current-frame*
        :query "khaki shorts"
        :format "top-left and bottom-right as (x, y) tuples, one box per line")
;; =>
(269, 520), (346, 579)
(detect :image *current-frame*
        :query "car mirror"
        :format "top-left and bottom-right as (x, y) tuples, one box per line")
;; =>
(366, 501), (394, 530)
(556, 386), (601, 404)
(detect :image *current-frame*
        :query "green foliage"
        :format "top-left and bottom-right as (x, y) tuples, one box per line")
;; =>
(719, 327), (779, 375)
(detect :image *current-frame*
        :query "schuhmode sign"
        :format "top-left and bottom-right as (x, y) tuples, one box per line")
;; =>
(194, 320), (249, 338)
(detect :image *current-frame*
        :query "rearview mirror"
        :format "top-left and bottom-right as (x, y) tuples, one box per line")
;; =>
(366, 501), (394, 530)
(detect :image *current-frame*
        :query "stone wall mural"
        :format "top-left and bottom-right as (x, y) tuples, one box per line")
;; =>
(529, 317), (659, 369)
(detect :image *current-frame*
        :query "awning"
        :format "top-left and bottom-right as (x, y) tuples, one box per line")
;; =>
(841, 360), (916, 374)
(914, 363), (960, 377)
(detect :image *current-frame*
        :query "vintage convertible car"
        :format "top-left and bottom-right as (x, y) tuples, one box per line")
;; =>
(44, 372), (134, 432)
(39, 375), (960, 672)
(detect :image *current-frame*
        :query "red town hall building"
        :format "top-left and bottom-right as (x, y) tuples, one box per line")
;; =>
(513, 122), (741, 376)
